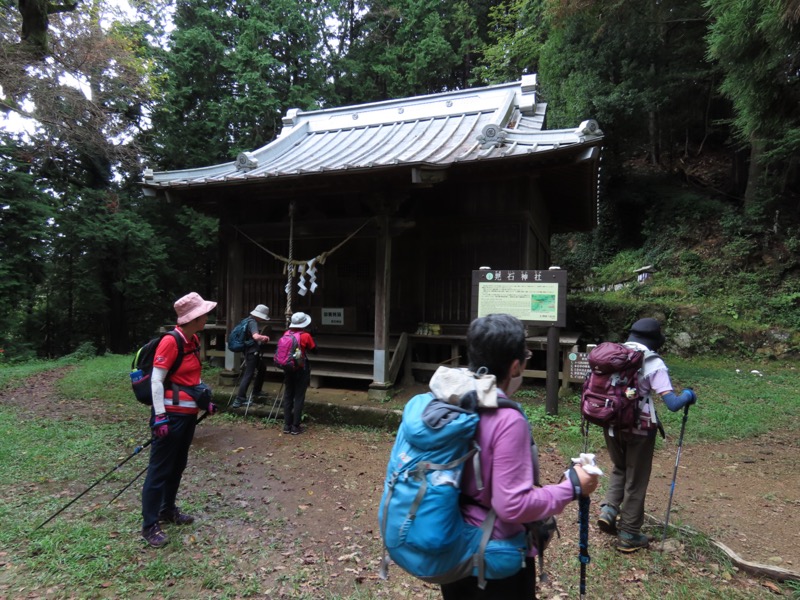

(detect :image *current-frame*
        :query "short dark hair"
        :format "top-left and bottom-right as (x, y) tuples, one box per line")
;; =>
(467, 314), (527, 382)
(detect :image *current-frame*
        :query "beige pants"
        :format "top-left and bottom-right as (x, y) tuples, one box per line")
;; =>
(602, 429), (657, 534)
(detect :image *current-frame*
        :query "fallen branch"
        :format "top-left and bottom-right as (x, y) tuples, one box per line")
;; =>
(645, 512), (800, 582)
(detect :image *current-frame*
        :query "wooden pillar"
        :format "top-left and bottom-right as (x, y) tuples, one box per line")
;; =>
(225, 236), (244, 371)
(546, 325), (560, 415)
(372, 214), (392, 387)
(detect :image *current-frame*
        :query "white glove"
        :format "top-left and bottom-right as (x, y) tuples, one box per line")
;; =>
(571, 453), (604, 476)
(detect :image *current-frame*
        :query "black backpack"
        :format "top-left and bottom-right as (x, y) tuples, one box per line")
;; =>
(130, 331), (186, 405)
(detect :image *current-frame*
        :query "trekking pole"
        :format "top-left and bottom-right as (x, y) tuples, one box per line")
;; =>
(267, 382), (284, 421)
(228, 357), (246, 406)
(578, 416), (592, 598)
(32, 436), (153, 531)
(578, 494), (590, 599)
(571, 454), (601, 599)
(34, 411), (211, 531)
(661, 404), (690, 551)
(104, 410), (211, 507)
(106, 464), (148, 506)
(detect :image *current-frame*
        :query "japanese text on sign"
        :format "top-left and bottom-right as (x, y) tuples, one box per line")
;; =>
(471, 269), (567, 326)
(321, 308), (344, 325)
(477, 282), (559, 322)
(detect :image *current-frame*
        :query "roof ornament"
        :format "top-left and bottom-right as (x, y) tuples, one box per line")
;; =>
(236, 152), (259, 171)
(575, 120), (603, 138)
(478, 124), (507, 148)
(143, 168), (154, 180)
(282, 108), (302, 127)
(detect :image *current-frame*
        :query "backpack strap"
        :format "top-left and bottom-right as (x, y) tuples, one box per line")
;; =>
(165, 330), (187, 406)
(475, 509), (499, 590)
(244, 317), (256, 350)
(639, 351), (666, 438)
(492, 398), (542, 487)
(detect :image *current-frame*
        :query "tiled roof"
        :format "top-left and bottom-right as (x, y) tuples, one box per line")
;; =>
(142, 75), (603, 189)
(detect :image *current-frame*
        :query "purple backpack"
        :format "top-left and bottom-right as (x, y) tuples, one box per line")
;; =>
(580, 342), (644, 429)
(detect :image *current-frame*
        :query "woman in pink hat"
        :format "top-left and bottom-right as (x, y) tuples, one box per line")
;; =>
(141, 291), (218, 548)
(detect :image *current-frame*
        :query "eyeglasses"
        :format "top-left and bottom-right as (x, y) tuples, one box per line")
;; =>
(524, 349), (532, 362)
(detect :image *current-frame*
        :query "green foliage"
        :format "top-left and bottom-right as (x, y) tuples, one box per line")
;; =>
(147, 0), (331, 169)
(0, 137), (53, 359)
(475, 0), (546, 83)
(705, 0), (800, 168)
(330, 0), (489, 103)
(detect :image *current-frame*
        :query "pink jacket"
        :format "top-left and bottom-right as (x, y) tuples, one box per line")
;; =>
(459, 402), (575, 555)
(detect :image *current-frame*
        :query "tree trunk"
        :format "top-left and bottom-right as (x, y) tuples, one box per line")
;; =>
(743, 136), (767, 209)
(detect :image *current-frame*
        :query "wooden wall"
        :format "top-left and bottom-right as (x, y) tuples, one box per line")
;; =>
(228, 173), (551, 334)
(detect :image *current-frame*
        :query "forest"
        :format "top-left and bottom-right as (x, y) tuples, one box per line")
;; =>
(1, 0), (799, 360)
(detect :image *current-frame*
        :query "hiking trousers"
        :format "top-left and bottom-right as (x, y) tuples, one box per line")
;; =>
(141, 413), (197, 529)
(283, 364), (310, 429)
(237, 349), (265, 399)
(602, 428), (657, 535)
(440, 557), (537, 599)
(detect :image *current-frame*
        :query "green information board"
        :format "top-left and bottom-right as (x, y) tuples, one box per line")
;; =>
(471, 269), (567, 327)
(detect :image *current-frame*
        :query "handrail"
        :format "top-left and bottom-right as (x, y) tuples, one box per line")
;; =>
(387, 332), (408, 385)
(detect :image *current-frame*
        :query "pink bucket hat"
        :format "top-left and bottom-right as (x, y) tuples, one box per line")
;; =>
(174, 292), (217, 325)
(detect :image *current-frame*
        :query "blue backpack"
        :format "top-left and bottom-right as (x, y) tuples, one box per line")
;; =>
(378, 393), (529, 588)
(227, 317), (253, 352)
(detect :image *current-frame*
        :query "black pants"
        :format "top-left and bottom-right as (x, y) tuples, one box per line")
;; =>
(283, 364), (310, 428)
(440, 557), (536, 600)
(141, 413), (197, 529)
(237, 349), (265, 399)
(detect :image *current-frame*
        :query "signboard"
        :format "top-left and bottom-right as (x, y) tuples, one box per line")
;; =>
(321, 307), (344, 326)
(471, 269), (567, 327)
(568, 351), (591, 382)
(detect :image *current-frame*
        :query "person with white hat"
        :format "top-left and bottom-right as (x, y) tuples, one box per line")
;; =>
(141, 291), (218, 548)
(280, 312), (316, 435)
(231, 304), (271, 408)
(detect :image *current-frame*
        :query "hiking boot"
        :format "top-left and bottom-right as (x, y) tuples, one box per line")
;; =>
(159, 508), (195, 525)
(597, 505), (618, 535)
(282, 426), (292, 434)
(231, 397), (251, 409)
(616, 530), (650, 553)
(291, 425), (304, 435)
(142, 523), (169, 548)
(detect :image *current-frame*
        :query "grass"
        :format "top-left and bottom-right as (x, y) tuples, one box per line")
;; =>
(0, 353), (798, 598)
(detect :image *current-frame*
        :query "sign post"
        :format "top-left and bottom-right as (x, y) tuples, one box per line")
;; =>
(471, 268), (568, 414)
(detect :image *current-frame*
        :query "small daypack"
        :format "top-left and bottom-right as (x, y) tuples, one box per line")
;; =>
(379, 392), (547, 589)
(130, 331), (185, 406)
(227, 317), (253, 353)
(273, 331), (304, 371)
(581, 342), (648, 430)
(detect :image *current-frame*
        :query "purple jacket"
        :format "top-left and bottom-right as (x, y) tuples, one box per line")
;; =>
(459, 402), (575, 556)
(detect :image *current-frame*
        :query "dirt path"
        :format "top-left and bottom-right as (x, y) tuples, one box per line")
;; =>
(4, 370), (798, 598)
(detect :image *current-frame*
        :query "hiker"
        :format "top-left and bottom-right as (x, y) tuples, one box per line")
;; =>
(281, 312), (316, 435)
(231, 304), (271, 408)
(597, 317), (697, 552)
(439, 314), (600, 598)
(141, 291), (218, 548)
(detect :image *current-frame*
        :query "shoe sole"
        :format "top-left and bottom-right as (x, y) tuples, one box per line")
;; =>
(616, 543), (648, 553)
(597, 517), (617, 534)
